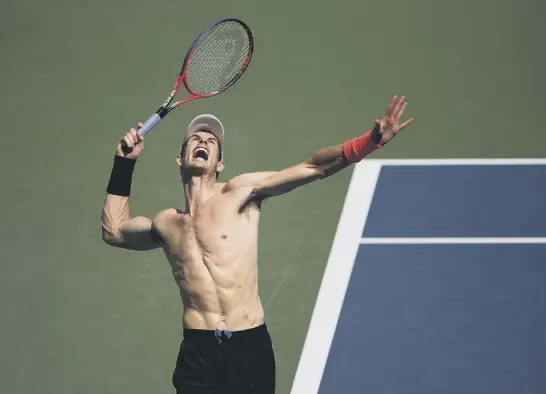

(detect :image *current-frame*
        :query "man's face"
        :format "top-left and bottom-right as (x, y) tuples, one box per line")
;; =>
(178, 130), (223, 176)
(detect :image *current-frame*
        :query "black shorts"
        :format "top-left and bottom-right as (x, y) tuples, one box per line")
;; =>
(172, 323), (276, 394)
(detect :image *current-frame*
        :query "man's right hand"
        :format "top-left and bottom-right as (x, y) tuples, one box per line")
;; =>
(116, 122), (144, 159)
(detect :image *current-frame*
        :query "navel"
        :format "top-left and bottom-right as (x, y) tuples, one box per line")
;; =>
(221, 234), (227, 239)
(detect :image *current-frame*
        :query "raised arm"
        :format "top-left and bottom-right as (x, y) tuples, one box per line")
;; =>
(101, 194), (163, 251)
(232, 95), (414, 199)
(101, 125), (164, 251)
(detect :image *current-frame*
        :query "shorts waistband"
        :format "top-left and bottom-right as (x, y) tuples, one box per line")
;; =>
(183, 322), (268, 340)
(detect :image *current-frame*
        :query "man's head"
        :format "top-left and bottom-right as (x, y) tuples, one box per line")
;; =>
(176, 114), (225, 179)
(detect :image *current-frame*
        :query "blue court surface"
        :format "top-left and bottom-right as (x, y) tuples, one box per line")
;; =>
(291, 159), (546, 394)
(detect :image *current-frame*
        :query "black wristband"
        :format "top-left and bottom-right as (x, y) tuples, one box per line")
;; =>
(370, 121), (382, 144)
(106, 155), (137, 196)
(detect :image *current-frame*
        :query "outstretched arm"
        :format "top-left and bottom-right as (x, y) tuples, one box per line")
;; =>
(227, 95), (414, 199)
(101, 124), (164, 251)
(249, 143), (352, 198)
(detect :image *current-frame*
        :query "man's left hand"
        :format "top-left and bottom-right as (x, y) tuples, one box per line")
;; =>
(371, 95), (414, 146)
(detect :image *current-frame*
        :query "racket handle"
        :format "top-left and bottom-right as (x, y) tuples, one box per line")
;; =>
(121, 113), (162, 154)
(138, 113), (162, 137)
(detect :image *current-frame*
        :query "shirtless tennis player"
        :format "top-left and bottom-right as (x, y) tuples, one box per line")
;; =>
(101, 95), (413, 393)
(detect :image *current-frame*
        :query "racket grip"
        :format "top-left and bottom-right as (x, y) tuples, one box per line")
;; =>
(121, 113), (162, 154)
(138, 113), (162, 137)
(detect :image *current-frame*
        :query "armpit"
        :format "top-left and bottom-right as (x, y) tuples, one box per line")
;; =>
(239, 193), (263, 214)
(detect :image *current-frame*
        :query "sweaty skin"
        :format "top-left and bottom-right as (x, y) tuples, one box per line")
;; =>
(101, 132), (347, 330)
(101, 95), (413, 331)
(153, 181), (270, 330)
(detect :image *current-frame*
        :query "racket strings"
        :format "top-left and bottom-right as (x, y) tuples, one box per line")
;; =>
(185, 21), (251, 95)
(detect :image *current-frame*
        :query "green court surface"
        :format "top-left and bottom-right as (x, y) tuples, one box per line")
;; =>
(1, 1), (545, 393)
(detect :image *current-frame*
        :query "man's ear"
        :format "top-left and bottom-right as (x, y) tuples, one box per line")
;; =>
(177, 142), (187, 167)
(216, 160), (225, 173)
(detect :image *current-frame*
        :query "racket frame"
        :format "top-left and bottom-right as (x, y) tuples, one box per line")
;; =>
(137, 17), (254, 138)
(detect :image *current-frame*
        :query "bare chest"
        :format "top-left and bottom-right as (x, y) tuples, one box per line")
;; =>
(156, 198), (261, 265)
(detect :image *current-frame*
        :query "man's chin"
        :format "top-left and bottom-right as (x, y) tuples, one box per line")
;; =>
(182, 162), (212, 175)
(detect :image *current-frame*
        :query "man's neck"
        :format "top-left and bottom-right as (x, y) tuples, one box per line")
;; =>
(182, 174), (217, 214)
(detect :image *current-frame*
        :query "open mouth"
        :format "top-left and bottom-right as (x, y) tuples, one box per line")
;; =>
(193, 147), (209, 161)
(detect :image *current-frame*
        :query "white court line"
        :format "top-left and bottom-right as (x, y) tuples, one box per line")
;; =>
(290, 161), (381, 394)
(371, 158), (546, 166)
(360, 237), (546, 244)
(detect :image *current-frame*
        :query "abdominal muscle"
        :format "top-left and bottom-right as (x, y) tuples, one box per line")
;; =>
(164, 238), (265, 331)
(154, 186), (267, 332)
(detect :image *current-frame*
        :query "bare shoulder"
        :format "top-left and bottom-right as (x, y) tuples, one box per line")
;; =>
(222, 171), (278, 193)
(152, 208), (183, 226)
(219, 173), (277, 213)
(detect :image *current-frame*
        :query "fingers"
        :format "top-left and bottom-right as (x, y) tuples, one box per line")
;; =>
(399, 118), (414, 131)
(392, 96), (406, 119)
(135, 129), (144, 143)
(386, 95), (409, 119)
(121, 128), (143, 148)
(122, 132), (135, 149)
(386, 95), (398, 115)
(135, 122), (144, 143)
(130, 128), (139, 145)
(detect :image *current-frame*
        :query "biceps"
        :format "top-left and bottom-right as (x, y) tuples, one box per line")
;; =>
(223, 172), (278, 192)
(254, 165), (321, 197)
(117, 216), (163, 251)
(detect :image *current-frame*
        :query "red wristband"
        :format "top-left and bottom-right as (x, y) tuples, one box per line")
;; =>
(342, 129), (382, 163)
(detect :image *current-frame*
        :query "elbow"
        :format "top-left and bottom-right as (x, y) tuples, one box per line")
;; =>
(101, 231), (116, 246)
(303, 163), (326, 179)
(311, 161), (345, 180)
(101, 227), (122, 247)
(102, 232), (113, 245)
(314, 167), (327, 180)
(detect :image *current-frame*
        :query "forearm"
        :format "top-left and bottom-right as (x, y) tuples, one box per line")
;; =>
(305, 127), (382, 179)
(249, 128), (382, 199)
(102, 154), (136, 241)
(303, 144), (350, 179)
(101, 154), (161, 250)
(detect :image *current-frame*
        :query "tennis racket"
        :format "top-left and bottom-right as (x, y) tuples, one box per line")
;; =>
(122, 18), (254, 153)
